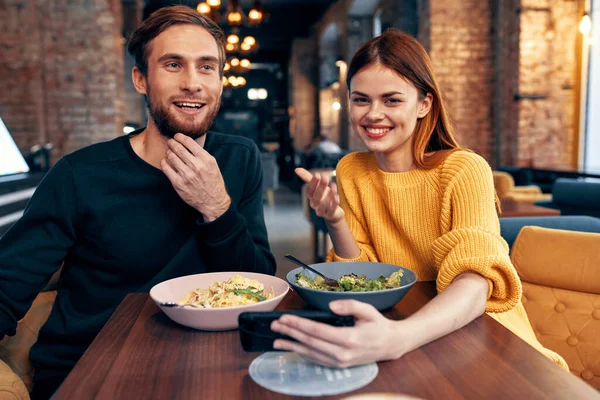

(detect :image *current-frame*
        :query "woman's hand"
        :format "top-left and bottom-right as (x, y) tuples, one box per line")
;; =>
(271, 300), (405, 369)
(296, 168), (345, 224)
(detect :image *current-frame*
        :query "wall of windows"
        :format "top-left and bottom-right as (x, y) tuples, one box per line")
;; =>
(0, 116), (30, 177)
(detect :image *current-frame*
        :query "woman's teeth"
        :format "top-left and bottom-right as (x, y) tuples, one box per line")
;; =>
(365, 127), (391, 134)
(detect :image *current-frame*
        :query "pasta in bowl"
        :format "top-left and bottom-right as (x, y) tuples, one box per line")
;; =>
(178, 274), (274, 308)
(150, 272), (289, 331)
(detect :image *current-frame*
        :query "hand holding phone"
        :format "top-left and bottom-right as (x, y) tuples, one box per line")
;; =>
(238, 311), (355, 352)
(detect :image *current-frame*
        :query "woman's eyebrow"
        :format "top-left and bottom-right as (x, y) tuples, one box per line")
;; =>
(351, 91), (404, 97)
(381, 91), (404, 96)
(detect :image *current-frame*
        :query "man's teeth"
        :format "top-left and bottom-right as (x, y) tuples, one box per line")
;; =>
(365, 127), (391, 134)
(176, 102), (203, 109)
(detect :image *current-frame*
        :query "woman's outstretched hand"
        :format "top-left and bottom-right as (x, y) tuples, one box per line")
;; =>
(271, 299), (404, 368)
(296, 168), (345, 224)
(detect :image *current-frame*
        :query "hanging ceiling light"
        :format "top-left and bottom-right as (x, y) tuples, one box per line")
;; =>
(248, 9), (262, 22)
(239, 36), (258, 53)
(240, 59), (251, 69)
(227, 11), (242, 25)
(243, 36), (256, 46)
(227, 57), (251, 73)
(248, 1), (264, 24)
(256, 88), (268, 100)
(196, 0), (267, 27)
(579, 14), (592, 35)
(196, 2), (211, 15)
(225, 43), (236, 52)
(227, 34), (240, 44)
(226, 0), (243, 26)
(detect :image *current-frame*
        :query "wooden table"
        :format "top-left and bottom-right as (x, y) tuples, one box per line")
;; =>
(53, 283), (598, 400)
(499, 198), (560, 217)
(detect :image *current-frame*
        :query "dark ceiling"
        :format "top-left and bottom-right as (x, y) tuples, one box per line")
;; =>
(143, 0), (337, 62)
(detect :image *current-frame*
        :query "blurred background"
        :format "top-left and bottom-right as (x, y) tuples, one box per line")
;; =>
(1, 0), (599, 261)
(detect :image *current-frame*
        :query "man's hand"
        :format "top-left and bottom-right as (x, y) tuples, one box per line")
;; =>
(161, 133), (231, 222)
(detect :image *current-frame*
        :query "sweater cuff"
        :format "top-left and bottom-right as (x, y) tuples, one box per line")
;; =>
(326, 248), (370, 263)
(195, 204), (244, 244)
(436, 255), (522, 313)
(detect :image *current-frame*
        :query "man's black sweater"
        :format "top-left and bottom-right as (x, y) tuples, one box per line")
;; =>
(0, 131), (276, 385)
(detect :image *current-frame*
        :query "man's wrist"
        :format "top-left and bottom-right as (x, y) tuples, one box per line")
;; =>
(200, 195), (232, 222)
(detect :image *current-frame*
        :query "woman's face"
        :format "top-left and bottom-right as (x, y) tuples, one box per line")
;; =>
(349, 64), (431, 158)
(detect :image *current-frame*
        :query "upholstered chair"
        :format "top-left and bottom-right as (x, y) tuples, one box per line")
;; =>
(493, 171), (552, 203)
(510, 226), (600, 389)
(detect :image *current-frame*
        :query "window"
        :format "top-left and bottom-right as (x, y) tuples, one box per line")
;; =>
(0, 116), (30, 176)
(584, 1), (599, 172)
(373, 8), (382, 37)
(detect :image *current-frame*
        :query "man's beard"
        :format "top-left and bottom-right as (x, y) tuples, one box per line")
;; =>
(145, 88), (221, 140)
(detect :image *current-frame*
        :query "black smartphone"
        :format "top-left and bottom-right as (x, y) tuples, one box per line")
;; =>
(238, 311), (355, 352)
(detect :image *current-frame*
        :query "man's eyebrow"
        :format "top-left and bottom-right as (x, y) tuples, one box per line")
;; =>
(156, 54), (219, 63)
(196, 55), (219, 63)
(157, 53), (184, 63)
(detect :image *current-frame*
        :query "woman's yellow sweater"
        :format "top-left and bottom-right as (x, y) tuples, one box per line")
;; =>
(327, 150), (567, 369)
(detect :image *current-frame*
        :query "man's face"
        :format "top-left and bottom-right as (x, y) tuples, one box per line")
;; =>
(135, 24), (223, 139)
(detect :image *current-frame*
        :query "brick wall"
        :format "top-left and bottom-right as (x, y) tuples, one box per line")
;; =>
(0, 0), (125, 161)
(123, 0), (146, 128)
(0, 0), (46, 151)
(289, 38), (318, 151)
(429, 0), (495, 161)
(518, 0), (579, 167)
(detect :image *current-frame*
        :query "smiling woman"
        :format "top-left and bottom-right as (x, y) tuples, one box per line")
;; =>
(286, 29), (569, 371)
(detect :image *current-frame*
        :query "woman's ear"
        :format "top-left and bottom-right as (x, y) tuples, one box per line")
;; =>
(417, 93), (433, 118)
(132, 66), (148, 95)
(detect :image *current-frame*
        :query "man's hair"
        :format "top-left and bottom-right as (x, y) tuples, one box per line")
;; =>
(127, 5), (226, 77)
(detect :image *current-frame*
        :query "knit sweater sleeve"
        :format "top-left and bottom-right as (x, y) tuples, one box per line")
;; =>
(327, 154), (379, 262)
(0, 158), (76, 338)
(432, 152), (521, 313)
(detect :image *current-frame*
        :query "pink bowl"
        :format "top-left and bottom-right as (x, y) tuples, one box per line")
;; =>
(149, 272), (289, 331)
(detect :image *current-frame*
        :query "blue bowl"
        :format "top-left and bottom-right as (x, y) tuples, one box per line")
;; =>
(285, 261), (418, 311)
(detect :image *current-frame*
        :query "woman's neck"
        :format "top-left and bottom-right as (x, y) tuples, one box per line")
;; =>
(375, 142), (417, 173)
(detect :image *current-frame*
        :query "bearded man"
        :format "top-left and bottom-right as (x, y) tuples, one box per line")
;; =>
(0, 6), (275, 399)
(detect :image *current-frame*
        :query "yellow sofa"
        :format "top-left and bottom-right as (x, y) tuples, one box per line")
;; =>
(493, 170), (552, 203)
(0, 277), (58, 400)
(511, 226), (600, 389)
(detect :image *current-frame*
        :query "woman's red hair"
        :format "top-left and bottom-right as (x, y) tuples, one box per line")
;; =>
(347, 29), (463, 169)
